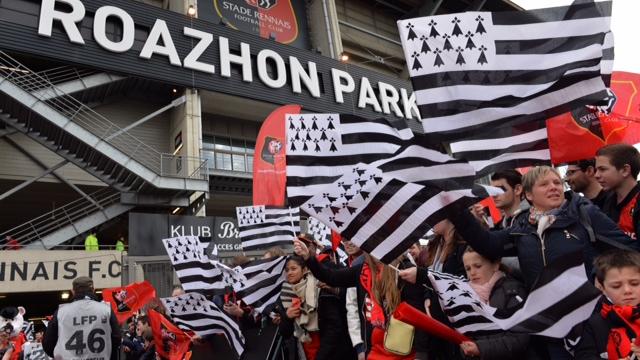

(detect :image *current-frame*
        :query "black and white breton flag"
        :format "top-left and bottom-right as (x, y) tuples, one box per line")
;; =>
(236, 205), (300, 251)
(398, 1), (613, 174)
(162, 236), (226, 296)
(429, 252), (600, 338)
(302, 162), (493, 263)
(286, 113), (414, 208)
(161, 293), (245, 358)
(226, 256), (287, 313)
(307, 216), (348, 265)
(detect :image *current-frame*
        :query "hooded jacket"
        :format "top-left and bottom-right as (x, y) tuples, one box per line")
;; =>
(451, 192), (637, 289)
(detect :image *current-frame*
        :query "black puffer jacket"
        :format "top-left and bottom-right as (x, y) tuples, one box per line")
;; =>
(573, 309), (612, 360)
(467, 275), (531, 360)
(451, 192), (636, 289)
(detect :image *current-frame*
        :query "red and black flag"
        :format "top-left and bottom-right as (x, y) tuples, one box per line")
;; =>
(103, 281), (156, 324)
(148, 309), (191, 360)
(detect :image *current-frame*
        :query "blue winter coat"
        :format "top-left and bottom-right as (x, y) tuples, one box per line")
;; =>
(452, 192), (638, 289)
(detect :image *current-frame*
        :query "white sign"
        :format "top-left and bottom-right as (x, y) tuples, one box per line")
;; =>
(36, 0), (420, 119)
(0, 251), (122, 293)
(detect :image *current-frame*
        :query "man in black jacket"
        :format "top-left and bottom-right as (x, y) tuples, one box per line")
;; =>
(43, 277), (121, 360)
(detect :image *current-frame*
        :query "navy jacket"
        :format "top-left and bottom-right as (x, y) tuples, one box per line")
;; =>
(451, 192), (637, 289)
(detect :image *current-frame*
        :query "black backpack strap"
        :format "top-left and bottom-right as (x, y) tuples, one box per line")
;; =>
(578, 203), (634, 251)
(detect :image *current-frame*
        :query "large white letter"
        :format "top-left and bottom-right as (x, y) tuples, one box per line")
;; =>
(219, 37), (252, 82)
(93, 6), (134, 53)
(289, 57), (320, 98)
(378, 82), (404, 117)
(38, 0), (85, 44)
(183, 27), (215, 74)
(401, 88), (421, 120)
(357, 78), (382, 112)
(139, 19), (181, 66)
(257, 49), (287, 89)
(331, 68), (355, 104)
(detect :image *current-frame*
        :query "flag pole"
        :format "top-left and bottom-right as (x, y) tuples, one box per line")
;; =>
(289, 207), (297, 237)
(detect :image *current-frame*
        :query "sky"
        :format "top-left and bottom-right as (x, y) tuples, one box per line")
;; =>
(511, 0), (639, 73)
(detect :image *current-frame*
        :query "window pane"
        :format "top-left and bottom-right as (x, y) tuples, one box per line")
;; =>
(202, 150), (215, 171)
(214, 137), (232, 151)
(247, 155), (253, 172)
(246, 140), (255, 154)
(215, 153), (232, 170)
(232, 154), (246, 172)
(231, 139), (245, 153)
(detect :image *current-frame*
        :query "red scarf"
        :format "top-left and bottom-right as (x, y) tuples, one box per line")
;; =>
(601, 303), (640, 359)
(360, 262), (386, 328)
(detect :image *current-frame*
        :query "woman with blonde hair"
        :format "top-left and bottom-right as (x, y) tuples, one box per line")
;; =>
(402, 166), (636, 359)
(293, 237), (425, 360)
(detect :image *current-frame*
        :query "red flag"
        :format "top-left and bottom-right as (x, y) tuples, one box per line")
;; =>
(393, 302), (470, 345)
(103, 281), (156, 324)
(330, 230), (341, 251)
(547, 108), (640, 164)
(253, 104), (302, 206)
(611, 71), (640, 118)
(478, 197), (502, 226)
(148, 309), (191, 360)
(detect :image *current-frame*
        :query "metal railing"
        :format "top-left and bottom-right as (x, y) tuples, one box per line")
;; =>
(17, 66), (100, 90)
(0, 187), (120, 249)
(0, 51), (208, 180)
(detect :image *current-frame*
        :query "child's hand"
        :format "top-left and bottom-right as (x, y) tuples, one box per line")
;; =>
(460, 341), (480, 356)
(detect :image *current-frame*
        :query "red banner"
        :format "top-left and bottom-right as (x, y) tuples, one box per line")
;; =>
(393, 302), (470, 345)
(103, 281), (156, 324)
(253, 104), (301, 206)
(611, 71), (640, 118)
(148, 309), (191, 360)
(547, 108), (640, 164)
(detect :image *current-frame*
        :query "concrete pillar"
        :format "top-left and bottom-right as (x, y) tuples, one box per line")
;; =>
(307, 0), (342, 60)
(169, 88), (207, 216)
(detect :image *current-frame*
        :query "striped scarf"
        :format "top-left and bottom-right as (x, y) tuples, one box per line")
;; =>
(280, 274), (320, 342)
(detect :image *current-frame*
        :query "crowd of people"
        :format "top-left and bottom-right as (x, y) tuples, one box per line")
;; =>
(5, 142), (640, 360)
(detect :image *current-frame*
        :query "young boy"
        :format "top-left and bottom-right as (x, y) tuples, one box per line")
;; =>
(574, 250), (640, 359)
(595, 144), (640, 240)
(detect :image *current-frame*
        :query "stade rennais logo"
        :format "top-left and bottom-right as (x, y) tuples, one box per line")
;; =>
(214, 0), (299, 44)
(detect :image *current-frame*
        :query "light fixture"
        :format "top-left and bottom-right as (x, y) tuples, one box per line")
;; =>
(172, 143), (183, 155)
(60, 291), (70, 300)
(172, 88), (178, 94)
(340, 53), (349, 62)
(187, 5), (196, 17)
(172, 207), (181, 214)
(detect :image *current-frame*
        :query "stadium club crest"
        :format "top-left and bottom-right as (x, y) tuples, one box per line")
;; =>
(261, 136), (282, 165)
(214, 0), (299, 44)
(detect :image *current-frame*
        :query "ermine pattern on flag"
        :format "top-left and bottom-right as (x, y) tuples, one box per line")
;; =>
(162, 293), (245, 358)
(398, 2), (612, 175)
(286, 113), (414, 208)
(307, 216), (348, 265)
(236, 205), (300, 250)
(429, 252), (601, 338)
(162, 236), (226, 296)
(398, 1), (612, 138)
(303, 163), (490, 263)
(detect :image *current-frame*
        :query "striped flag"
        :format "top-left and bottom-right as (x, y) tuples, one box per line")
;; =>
(302, 162), (492, 263)
(286, 113), (414, 208)
(161, 293), (245, 358)
(307, 216), (348, 265)
(429, 252), (600, 338)
(232, 256), (287, 313)
(236, 205), (300, 251)
(398, 1), (613, 174)
(162, 236), (226, 296)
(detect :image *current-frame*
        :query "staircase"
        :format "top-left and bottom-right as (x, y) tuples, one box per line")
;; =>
(0, 51), (208, 195)
(0, 51), (210, 249)
(0, 188), (133, 250)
